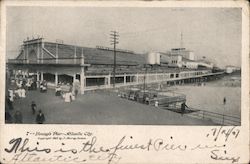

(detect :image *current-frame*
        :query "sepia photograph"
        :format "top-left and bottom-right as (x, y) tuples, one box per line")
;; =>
(1, 1), (249, 164)
(5, 6), (242, 125)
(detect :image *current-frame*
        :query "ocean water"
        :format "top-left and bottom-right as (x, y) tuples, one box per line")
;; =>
(169, 75), (241, 118)
(175, 86), (241, 117)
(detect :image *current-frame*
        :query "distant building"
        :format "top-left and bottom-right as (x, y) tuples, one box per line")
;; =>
(161, 53), (183, 68)
(160, 48), (213, 69)
(196, 60), (214, 69)
(182, 58), (199, 69)
(146, 52), (161, 65)
(169, 48), (195, 60)
(225, 65), (241, 74)
(161, 48), (195, 68)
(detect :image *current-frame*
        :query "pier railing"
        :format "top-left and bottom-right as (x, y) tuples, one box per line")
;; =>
(148, 93), (186, 106)
(186, 108), (240, 126)
(158, 106), (240, 126)
(101, 89), (240, 126)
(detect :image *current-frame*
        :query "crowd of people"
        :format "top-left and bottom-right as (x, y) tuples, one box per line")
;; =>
(5, 75), (47, 124)
(5, 74), (81, 123)
(55, 81), (80, 103)
(5, 100), (46, 124)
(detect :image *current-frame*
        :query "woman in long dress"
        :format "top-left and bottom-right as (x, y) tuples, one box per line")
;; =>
(64, 92), (71, 102)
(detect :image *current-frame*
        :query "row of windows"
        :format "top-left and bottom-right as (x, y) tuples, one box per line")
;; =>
(179, 71), (210, 77)
(142, 71), (210, 80)
(171, 60), (178, 64)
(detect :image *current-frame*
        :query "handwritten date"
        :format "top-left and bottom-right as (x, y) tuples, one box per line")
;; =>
(206, 126), (240, 142)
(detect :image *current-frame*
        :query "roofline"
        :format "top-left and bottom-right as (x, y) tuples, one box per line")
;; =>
(43, 41), (141, 55)
(7, 62), (90, 67)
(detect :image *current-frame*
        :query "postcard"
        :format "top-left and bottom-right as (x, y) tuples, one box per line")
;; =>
(0, 0), (249, 163)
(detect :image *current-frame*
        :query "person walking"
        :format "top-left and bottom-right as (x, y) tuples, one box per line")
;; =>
(223, 97), (226, 105)
(7, 96), (14, 110)
(5, 111), (12, 123)
(31, 101), (37, 114)
(55, 85), (62, 96)
(181, 102), (188, 116)
(36, 110), (45, 124)
(155, 100), (159, 107)
(14, 110), (23, 123)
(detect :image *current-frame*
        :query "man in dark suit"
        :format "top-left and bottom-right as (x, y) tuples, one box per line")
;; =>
(181, 102), (188, 116)
(36, 110), (45, 124)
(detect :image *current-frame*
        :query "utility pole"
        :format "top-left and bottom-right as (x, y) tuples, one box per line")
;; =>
(180, 32), (183, 49)
(110, 31), (119, 88)
(143, 64), (148, 94)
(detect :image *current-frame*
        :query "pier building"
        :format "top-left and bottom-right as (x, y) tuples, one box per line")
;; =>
(7, 38), (223, 94)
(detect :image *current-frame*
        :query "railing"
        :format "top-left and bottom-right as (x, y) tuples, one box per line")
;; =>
(157, 106), (240, 126)
(8, 58), (85, 65)
(113, 86), (240, 125)
(148, 94), (186, 106)
(8, 59), (28, 64)
(82, 71), (224, 91)
(42, 58), (85, 65)
(8, 58), (138, 66)
(187, 108), (241, 126)
(85, 59), (138, 66)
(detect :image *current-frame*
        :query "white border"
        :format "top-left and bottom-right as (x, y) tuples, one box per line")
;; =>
(0, 1), (249, 164)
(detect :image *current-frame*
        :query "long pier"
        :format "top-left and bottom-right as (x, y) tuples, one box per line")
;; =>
(8, 58), (224, 93)
(84, 70), (225, 91)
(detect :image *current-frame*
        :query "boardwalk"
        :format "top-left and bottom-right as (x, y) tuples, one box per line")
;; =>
(7, 89), (215, 125)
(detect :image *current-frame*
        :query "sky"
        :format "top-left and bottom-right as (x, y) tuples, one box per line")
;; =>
(6, 6), (242, 67)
